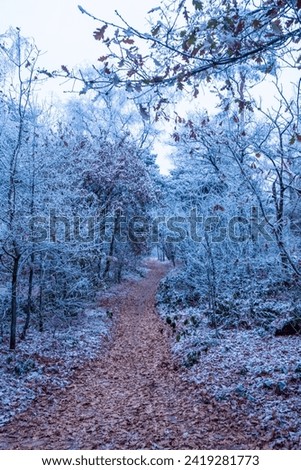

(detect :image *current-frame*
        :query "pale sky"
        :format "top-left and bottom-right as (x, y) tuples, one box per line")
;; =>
(1, 0), (175, 173)
(0, 0), (156, 69)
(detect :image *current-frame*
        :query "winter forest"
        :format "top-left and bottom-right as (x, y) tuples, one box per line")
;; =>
(0, 0), (301, 451)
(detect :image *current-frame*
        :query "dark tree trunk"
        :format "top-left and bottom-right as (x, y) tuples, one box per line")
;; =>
(38, 260), (44, 333)
(20, 253), (34, 340)
(103, 212), (120, 279)
(10, 250), (20, 350)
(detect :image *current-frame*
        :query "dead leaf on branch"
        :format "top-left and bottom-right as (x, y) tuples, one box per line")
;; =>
(235, 20), (245, 35)
(271, 20), (283, 35)
(123, 38), (135, 45)
(61, 65), (70, 75)
(252, 19), (261, 29)
(192, 0), (203, 10)
(93, 25), (108, 41)
(139, 104), (150, 121)
(151, 24), (161, 37)
(127, 69), (137, 78)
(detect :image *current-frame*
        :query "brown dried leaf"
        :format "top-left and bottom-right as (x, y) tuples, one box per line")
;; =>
(93, 25), (108, 41)
(123, 38), (134, 45)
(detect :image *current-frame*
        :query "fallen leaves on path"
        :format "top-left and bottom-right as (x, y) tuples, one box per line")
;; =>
(0, 261), (269, 449)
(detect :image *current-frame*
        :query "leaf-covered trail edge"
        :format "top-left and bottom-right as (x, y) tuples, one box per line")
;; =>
(1, 260), (264, 450)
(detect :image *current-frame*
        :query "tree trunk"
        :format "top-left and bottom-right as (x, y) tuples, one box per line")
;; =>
(10, 250), (20, 350)
(103, 212), (120, 279)
(21, 253), (34, 340)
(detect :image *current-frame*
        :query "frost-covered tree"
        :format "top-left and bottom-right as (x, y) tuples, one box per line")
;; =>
(0, 28), (42, 349)
(0, 30), (161, 350)
(160, 75), (301, 328)
(72, 0), (301, 109)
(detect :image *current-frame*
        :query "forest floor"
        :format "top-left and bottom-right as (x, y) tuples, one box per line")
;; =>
(0, 260), (300, 449)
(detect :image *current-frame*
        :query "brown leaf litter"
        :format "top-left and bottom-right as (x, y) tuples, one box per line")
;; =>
(0, 260), (282, 449)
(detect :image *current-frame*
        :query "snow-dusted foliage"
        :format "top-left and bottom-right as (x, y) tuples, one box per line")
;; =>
(0, 305), (110, 426)
(0, 29), (160, 352)
(1, 2), (301, 448)
(73, 0), (301, 105)
(157, 75), (301, 330)
(156, 302), (301, 449)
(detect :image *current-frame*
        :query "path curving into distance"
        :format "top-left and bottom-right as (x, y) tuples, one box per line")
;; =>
(0, 260), (259, 449)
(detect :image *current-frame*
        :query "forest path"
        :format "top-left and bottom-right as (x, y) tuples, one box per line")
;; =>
(0, 260), (257, 449)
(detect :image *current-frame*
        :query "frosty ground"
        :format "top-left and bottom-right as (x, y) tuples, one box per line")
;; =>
(0, 260), (300, 449)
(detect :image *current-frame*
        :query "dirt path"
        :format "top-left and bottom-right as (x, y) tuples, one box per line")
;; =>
(0, 260), (259, 449)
